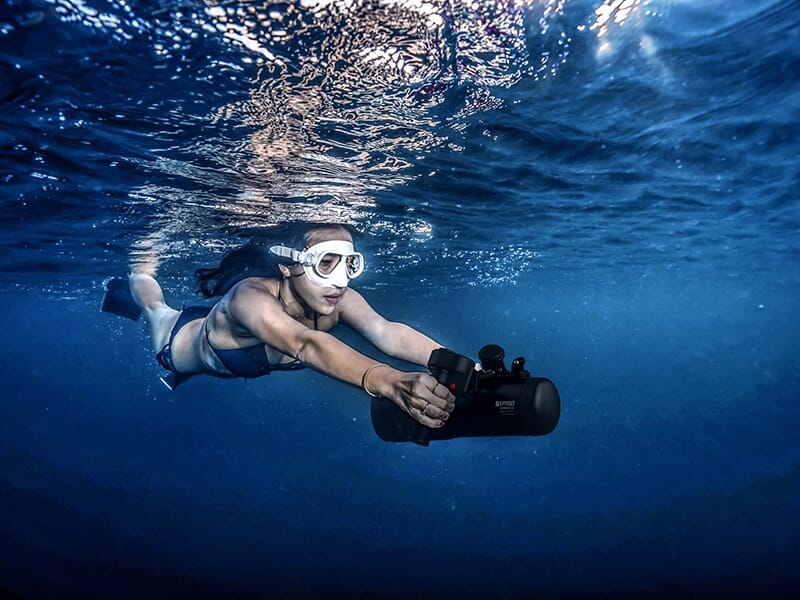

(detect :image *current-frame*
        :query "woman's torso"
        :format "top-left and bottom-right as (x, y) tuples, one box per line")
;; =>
(196, 277), (339, 377)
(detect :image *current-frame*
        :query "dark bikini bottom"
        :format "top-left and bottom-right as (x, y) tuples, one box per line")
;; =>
(155, 306), (214, 390)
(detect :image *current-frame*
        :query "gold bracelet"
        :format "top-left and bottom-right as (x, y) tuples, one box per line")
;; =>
(361, 363), (388, 398)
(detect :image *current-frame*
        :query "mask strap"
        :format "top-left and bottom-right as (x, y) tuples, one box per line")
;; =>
(270, 245), (304, 264)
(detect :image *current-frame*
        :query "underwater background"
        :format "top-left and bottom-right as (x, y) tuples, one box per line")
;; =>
(1, 0), (799, 597)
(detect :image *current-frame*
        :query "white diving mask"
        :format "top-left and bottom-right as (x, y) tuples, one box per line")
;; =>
(270, 240), (365, 288)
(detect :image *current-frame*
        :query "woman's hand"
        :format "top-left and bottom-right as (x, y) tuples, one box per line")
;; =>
(368, 367), (456, 428)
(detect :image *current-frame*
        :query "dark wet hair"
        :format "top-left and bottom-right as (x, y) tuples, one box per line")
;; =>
(195, 244), (280, 297)
(195, 222), (358, 298)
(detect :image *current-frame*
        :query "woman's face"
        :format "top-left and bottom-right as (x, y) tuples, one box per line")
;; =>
(288, 226), (355, 316)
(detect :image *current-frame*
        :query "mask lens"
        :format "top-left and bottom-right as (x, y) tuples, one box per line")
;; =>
(316, 253), (342, 276)
(346, 254), (362, 278)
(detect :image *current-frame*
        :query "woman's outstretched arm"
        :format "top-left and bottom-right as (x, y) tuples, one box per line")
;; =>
(337, 288), (443, 367)
(228, 281), (454, 427)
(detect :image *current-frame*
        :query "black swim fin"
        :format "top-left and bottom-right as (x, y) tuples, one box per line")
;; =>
(101, 277), (142, 321)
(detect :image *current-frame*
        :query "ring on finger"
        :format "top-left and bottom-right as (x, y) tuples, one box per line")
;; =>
(421, 401), (430, 416)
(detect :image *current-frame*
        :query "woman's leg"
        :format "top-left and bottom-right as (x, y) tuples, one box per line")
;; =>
(129, 273), (180, 354)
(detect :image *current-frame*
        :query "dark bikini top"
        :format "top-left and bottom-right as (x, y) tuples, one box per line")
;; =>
(206, 309), (316, 379)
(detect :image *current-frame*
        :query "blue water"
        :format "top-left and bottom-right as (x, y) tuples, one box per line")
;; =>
(2, 0), (799, 597)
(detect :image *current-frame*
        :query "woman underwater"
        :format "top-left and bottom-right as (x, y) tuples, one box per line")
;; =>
(110, 223), (455, 428)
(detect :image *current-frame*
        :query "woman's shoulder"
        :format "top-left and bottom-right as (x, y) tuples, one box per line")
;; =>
(338, 287), (381, 324)
(223, 277), (280, 312)
(229, 276), (280, 297)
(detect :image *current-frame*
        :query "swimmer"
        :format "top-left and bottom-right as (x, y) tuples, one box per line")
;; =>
(104, 223), (455, 428)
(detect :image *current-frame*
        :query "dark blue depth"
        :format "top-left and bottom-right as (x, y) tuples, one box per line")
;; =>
(1, 0), (799, 597)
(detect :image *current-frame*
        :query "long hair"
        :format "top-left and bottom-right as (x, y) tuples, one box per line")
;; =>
(195, 244), (281, 297)
(195, 222), (359, 298)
